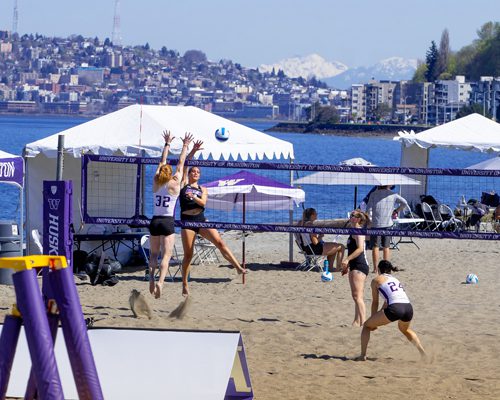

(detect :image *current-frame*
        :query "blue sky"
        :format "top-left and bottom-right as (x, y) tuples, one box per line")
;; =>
(0, 0), (497, 68)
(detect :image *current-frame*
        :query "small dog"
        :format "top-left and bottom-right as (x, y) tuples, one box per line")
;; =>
(129, 289), (153, 319)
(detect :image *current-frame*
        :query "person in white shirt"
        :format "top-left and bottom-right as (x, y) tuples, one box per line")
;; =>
(366, 186), (408, 273)
(356, 260), (426, 361)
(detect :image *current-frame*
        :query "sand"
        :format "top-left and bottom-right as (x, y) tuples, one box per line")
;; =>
(1, 232), (499, 399)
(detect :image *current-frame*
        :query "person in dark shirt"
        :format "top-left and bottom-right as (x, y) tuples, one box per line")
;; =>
(341, 209), (370, 327)
(179, 143), (246, 297)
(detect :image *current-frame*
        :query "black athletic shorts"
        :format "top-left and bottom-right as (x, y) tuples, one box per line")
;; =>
(303, 242), (323, 255)
(384, 302), (413, 322)
(181, 212), (206, 233)
(349, 261), (369, 276)
(149, 216), (175, 236)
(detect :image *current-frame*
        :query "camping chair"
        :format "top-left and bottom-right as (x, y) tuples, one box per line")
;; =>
(140, 234), (183, 282)
(192, 235), (220, 266)
(438, 204), (464, 232)
(421, 202), (442, 231)
(293, 232), (325, 272)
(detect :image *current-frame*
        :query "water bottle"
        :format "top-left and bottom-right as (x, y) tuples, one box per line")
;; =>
(321, 260), (333, 282)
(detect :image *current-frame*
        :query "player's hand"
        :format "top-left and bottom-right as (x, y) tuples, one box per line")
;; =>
(162, 130), (174, 144)
(182, 132), (194, 146)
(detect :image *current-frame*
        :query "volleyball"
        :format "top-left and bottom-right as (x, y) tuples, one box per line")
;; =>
(465, 273), (479, 284)
(215, 127), (230, 142)
(321, 271), (333, 282)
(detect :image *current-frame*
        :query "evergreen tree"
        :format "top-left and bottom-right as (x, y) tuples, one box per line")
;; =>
(425, 41), (439, 82)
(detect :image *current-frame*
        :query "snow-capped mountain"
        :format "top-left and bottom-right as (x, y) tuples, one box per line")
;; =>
(324, 57), (418, 89)
(259, 53), (348, 79)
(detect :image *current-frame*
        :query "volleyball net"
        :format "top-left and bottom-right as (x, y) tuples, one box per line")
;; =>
(81, 155), (500, 240)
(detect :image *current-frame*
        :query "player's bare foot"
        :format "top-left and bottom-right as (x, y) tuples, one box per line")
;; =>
(237, 267), (247, 275)
(182, 283), (190, 297)
(353, 355), (367, 361)
(154, 282), (162, 299)
(352, 321), (361, 327)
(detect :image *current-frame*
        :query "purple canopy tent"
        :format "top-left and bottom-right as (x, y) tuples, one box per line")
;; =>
(204, 170), (305, 269)
(0, 150), (25, 284)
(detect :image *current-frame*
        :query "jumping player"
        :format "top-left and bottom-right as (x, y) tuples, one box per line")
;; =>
(148, 130), (193, 299)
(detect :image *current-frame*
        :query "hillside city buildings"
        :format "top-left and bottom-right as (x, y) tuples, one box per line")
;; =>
(0, 31), (499, 125)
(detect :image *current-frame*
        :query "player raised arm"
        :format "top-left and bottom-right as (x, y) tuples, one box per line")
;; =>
(155, 130), (174, 173)
(172, 132), (194, 181)
(181, 140), (204, 186)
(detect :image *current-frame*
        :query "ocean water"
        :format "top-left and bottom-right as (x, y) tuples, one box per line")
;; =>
(0, 115), (496, 225)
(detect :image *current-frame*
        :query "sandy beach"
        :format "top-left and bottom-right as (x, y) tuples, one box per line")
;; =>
(1, 232), (499, 399)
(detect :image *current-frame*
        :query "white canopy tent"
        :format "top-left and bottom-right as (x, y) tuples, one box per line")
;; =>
(293, 157), (421, 208)
(466, 156), (500, 170)
(23, 105), (294, 253)
(394, 113), (500, 204)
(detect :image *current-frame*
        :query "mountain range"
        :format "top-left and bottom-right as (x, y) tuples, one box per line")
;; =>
(259, 54), (418, 89)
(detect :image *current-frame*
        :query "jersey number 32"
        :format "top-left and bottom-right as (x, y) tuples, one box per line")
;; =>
(155, 195), (171, 208)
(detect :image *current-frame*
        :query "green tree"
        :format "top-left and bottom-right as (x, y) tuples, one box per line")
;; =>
(313, 105), (340, 124)
(412, 62), (428, 82)
(456, 103), (492, 119)
(371, 103), (391, 122)
(425, 41), (440, 82)
(183, 50), (207, 65)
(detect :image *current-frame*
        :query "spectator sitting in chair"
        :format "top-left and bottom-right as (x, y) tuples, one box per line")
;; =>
(494, 204), (500, 233)
(466, 200), (488, 231)
(298, 208), (345, 271)
(366, 185), (409, 274)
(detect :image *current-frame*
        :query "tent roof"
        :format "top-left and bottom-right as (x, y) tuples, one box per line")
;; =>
(466, 156), (500, 170)
(204, 170), (305, 210)
(394, 113), (500, 153)
(24, 105), (294, 161)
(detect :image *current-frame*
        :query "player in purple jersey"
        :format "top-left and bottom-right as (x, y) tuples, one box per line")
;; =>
(356, 260), (426, 361)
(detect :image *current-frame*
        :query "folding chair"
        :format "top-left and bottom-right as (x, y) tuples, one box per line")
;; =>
(293, 232), (325, 272)
(140, 234), (183, 281)
(421, 202), (442, 231)
(192, 235), (220, 266)
(438, 204), (464, 232)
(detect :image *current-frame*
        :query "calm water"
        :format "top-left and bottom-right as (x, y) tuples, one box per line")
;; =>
(0, 115), (496, 224)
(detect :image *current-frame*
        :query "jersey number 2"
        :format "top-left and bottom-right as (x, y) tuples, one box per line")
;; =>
(387, 281), (404, 292)
(155, 195), (170, 208)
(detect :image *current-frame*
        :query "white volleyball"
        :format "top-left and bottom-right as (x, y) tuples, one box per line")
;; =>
(321, 271), (333, 282)
(215, 127), (230, 142)
(465, 273), (478, 284)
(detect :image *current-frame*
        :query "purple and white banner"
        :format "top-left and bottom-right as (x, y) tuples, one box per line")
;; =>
(43, 181), (73, 268)
(0, 155), (24, 187)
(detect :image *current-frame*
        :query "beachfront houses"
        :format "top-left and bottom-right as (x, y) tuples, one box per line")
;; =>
(0, 31), (498, 124)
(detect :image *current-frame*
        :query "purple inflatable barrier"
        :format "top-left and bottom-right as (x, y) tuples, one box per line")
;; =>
(0, 314), (22, 399)
(25, 310), (60, 400)
(49, 266), (103, 400)
(13, 269), (64, 399)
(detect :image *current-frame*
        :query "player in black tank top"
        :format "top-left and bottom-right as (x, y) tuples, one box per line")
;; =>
(179, 152), (247, 297)
(341, 210), (370, 327)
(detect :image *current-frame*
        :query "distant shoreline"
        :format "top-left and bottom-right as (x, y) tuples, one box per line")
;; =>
(265, 121), (428, 137)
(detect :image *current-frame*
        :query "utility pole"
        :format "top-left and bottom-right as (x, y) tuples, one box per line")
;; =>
(112, 0), (122, 46)
(12, 0), (18, 34)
